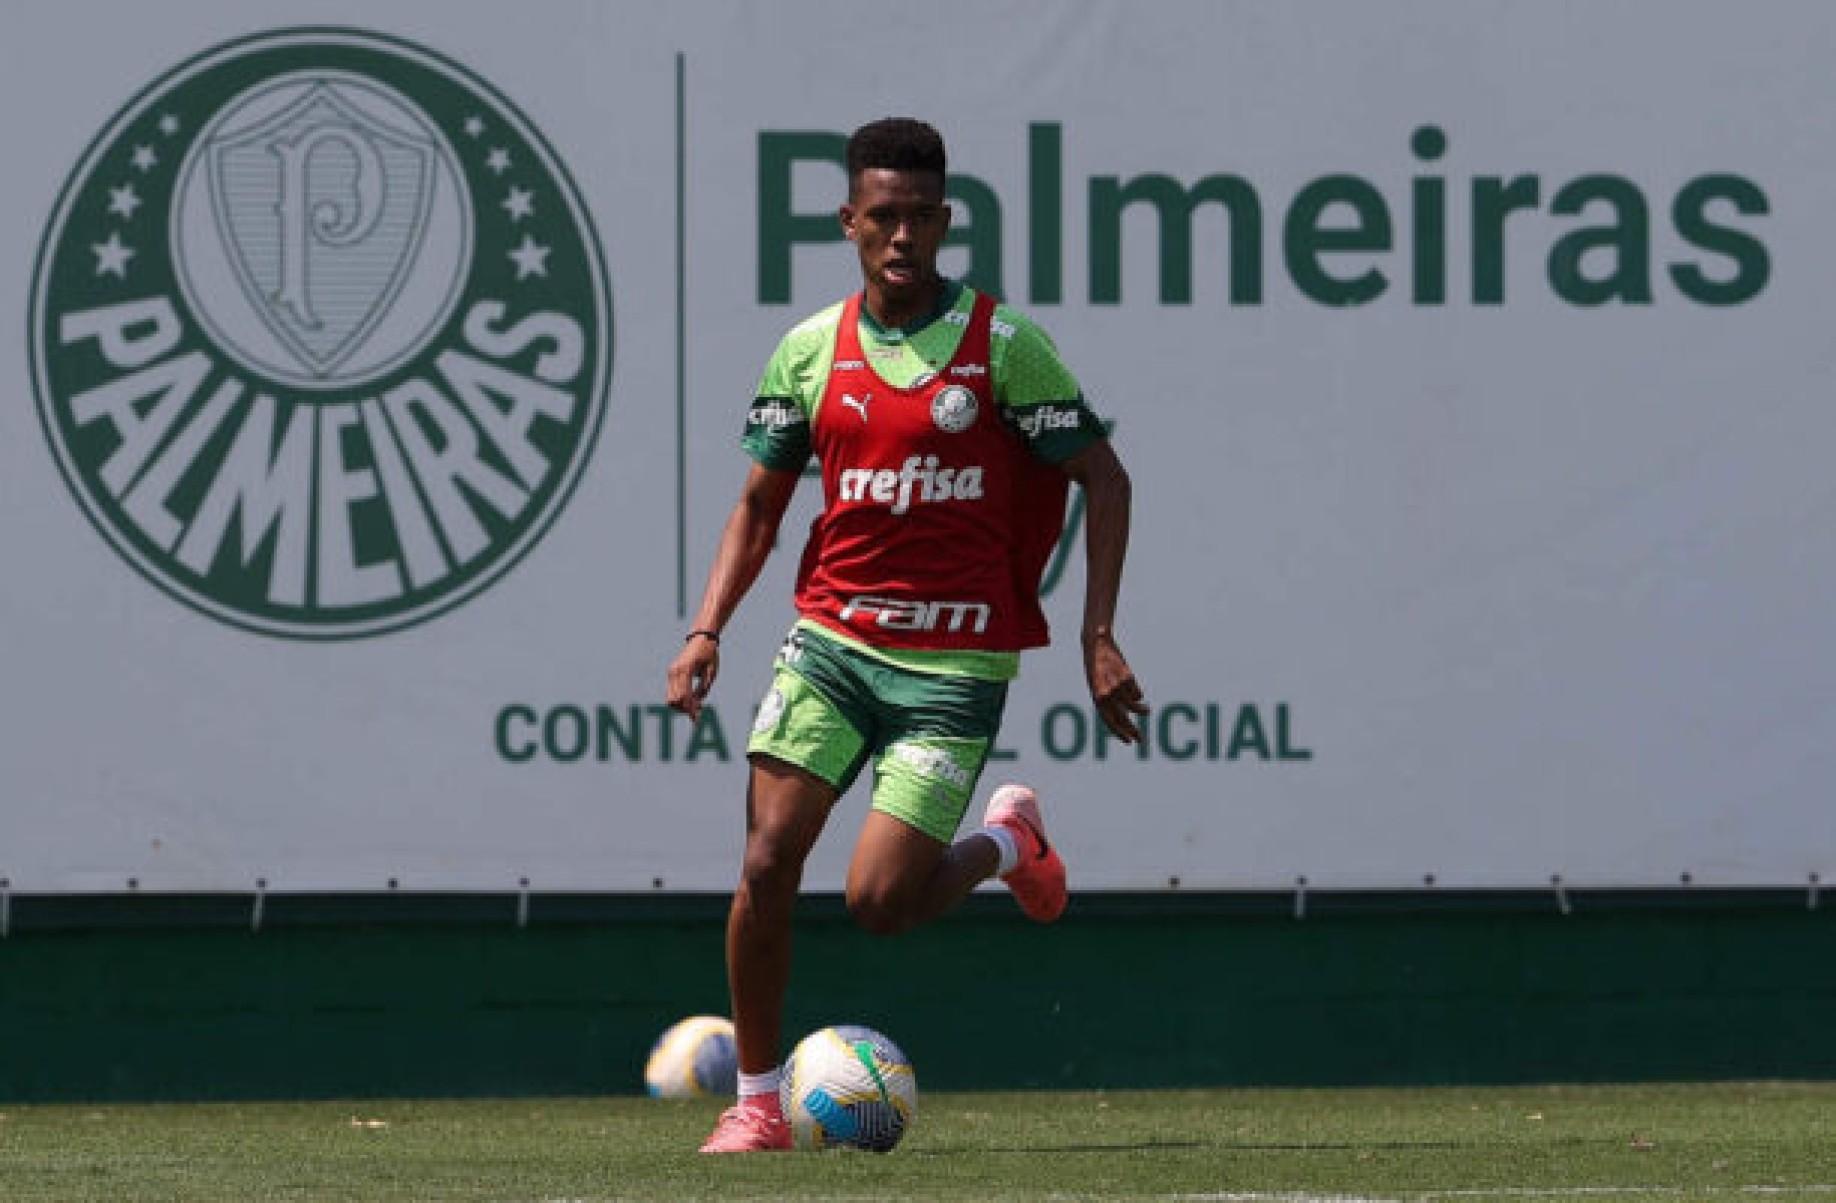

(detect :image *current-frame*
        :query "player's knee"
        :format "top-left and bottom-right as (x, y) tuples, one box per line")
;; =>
(739, 828), (807, 896)
(845, 880), (920, 937)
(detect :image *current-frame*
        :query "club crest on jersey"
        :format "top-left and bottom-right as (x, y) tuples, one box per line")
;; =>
(932, 384), (978, 433)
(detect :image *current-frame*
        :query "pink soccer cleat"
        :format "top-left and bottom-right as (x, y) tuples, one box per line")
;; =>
(698, 1096), (793, 1153)
(985, 783), (1068, 922)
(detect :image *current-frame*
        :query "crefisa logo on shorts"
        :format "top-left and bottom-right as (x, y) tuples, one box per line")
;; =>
(29, 27), (613, 639)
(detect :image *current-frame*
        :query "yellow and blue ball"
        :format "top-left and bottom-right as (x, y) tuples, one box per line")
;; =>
(644, 1015), (739, 1099)
(780, 1024), (917, 1152)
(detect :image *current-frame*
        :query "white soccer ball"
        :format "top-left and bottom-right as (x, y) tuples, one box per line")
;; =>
(644, 1014), (738, 1099)
(780, 1024), (918, 1152)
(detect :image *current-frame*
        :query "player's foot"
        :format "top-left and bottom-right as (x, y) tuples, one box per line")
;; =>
(698, 1095), (793, 1153)
(985, 783), (1068, 922)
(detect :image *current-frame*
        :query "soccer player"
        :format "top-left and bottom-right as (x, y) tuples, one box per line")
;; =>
(665, 117), (1146, 1153)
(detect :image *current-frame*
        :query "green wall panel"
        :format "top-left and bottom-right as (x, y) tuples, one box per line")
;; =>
(0, 893), (1830, 1101)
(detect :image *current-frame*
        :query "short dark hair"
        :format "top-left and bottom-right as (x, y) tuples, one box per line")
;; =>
(845, 118), (947, 184)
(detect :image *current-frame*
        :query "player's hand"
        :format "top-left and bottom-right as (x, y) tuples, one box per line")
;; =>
(667, 637), (721, 721)
(1084, 629), (1147, 744)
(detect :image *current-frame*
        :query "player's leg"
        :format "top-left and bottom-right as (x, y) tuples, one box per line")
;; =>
(847, 720), (1067, 927)
(702, 756), (832, 1153)
(845, 805), (999, 935)
(727, 756), (835, 1076)
(844, 775), (1067, 930)
(703, 654), (869, 1153)
(844, 661), (1031, 933)
(727, 658), (869, 1076)
(982, 780), (1068, 922)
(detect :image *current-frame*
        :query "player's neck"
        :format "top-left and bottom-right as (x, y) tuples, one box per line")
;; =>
(861, 277), (953, 335)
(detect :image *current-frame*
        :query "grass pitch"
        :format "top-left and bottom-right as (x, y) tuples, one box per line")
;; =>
(0, 1082), (1832, 1202)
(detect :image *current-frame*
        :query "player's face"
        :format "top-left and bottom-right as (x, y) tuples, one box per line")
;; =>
(841, 168), (951, 324)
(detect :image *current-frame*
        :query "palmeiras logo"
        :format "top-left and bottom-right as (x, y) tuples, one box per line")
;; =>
(29, 28), (613, 639)
(931, 384), (977, 434)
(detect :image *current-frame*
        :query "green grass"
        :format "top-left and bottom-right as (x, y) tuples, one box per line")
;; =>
(1, 1083), (1832, 1202)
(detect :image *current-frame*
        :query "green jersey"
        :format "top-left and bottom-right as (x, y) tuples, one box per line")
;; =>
(742, 282), (1106, 681)
(744, 281), (1102, 469)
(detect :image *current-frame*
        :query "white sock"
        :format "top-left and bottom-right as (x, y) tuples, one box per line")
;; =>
(738, 1067), (782, 1100)
(981, 824), (1020, 876)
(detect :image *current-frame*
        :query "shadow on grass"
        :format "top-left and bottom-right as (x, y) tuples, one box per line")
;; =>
(913, 1139), (1473, 1155)
(912, 1144), (1201, 1156)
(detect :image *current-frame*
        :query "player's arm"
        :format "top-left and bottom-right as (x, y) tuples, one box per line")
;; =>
(994, 304), (1147, 742)
(1062, 439), (1147, 744)
(669, 327), (819, 720)
(666, 462), (800, 721)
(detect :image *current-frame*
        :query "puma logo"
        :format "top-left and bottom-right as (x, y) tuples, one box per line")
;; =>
(841, 392), (871, 423)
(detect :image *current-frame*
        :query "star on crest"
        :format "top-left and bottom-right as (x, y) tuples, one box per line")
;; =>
(485, 147), (512, 174)
(157, 113), (181, 136)
(464, 115), (485, 138)
(508, 233), (551, 280)
(92, 231), (135, 278)
(107, 184), (142, 220)
(502, 186), (535, 222)
(130, 145), (158, 171)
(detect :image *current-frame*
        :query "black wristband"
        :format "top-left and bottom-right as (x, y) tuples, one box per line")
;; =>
(686, 629), (720, 645)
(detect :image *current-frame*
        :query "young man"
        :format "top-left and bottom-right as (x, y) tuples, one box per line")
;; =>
(665, 117), (1145, 1153)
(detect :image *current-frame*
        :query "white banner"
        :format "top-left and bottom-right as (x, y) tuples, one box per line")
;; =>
(4, 1), (1832, 892)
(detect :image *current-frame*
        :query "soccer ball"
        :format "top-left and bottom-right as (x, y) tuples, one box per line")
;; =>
(780, 1024), (917, 1152)
(643, 1014), (738, 1099)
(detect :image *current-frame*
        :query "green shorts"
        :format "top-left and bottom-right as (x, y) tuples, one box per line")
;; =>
(746, 625), (1009, 844)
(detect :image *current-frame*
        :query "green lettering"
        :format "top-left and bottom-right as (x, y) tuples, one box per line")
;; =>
(946, 174), (1003, 298)
(1094, 710), (1150, 761)
(1227, 705), (1272, 761)
(596, 705), (642, 759)
(1277, 704), (1312, 761)
(757, 132), (846, 304)
(1090, 172), (1262, 305)
(687, 709), (729, 761)
(1670, 174), (1771, 305)
(1411, 125), (1448, 305)
(496, 704), (538, 763)
(757, 125), (1770, 312)
(1472, 175), (1540, 304)
(1284, 174), (1392, 306)
(1041, 703), (1086, 760)
(1548, 174), (1651, 305)
(1159, 703), (1201, 761)
(1028, 121), (1063, 304)
(545, 705), (588, 763)
(646, 704), (678, 760)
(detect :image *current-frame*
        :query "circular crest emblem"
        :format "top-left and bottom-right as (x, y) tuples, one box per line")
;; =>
(753, 687), (787, 735)
(29, 28), (613, 640)
(931, 383), (978, 434)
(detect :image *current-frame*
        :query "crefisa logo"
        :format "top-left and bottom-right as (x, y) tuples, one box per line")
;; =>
(30, 28), (613, 639)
